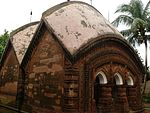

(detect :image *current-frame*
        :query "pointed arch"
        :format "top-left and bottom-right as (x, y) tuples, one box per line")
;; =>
(127, 76), (134, 86)
(114, 73), (123, 85)
(96, 71), (107, 84)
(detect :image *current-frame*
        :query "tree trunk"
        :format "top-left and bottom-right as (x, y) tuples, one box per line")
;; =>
(142, 38), (147, 95)
(67, 0), (70, 1)
(90, 0), (92, 5)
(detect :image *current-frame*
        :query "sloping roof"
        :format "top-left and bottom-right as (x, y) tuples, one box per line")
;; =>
(42, 1), (123, 55)
(21, 1), (144, 74)
(10, 21), (39, 64)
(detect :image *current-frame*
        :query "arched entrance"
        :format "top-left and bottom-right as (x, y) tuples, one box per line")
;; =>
(126, 75), (136, 111)
(113, 73), (129, 113)
(94, 71), (108, 112)
(112, 73), (123, 102)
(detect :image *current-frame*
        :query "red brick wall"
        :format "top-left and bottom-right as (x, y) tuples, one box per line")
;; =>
(23, 32), (143, 113)
(0, 46), (19, 105)
(73, 39), (143, 113)
(26, 29), (64, 113)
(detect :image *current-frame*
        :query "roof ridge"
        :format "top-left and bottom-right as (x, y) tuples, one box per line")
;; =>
(10, 21), (39, 37)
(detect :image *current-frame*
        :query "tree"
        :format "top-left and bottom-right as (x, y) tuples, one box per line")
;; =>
(112, 0), (150, 94)
(0, 30), (9, 59)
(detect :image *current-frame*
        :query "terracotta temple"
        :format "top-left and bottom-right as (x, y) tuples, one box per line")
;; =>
(0, 22), (39, 106)
(0, 1), (144, 113)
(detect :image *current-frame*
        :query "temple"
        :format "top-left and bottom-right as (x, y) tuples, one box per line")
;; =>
(0, 1), (144, 113)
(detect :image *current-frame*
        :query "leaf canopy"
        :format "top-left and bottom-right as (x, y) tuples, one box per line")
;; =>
(112, 0), (150, 46)
(0, 30), (9, 58)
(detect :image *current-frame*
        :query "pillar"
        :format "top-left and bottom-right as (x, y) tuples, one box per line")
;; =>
(127, 86), (143, 112)
(114, 86), (129, 113)
(96, 85), (113, 113)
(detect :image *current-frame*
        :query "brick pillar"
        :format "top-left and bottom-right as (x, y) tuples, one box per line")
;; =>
(127, 86), (143, 112)
(63, 67), (79, 113)
(115, 86), (129, 113)
(96, 85), (113, 113)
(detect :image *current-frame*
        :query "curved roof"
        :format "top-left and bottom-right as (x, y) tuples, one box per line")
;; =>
(10, 21), (39, 64)
(42, 1), (123, 55)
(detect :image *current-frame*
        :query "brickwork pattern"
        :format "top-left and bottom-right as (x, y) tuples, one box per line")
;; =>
(25, 30), (64, 112)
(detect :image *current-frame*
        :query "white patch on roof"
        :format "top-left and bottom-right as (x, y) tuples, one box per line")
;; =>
(11, 23), (38, 64)
(44, 2), (122, 55)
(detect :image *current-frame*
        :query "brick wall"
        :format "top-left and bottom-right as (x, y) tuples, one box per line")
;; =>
(25, 30), (64, 113)
(0, 47), (19, 106)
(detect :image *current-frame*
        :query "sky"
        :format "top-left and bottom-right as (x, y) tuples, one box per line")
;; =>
(0, 0), (149, 66)
(0, 0), (133, 34)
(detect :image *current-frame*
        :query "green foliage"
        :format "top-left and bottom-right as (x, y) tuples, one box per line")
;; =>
(143, 93), (150, 103)
(112, 0), (150, 46)
(0, 30), (9, 58)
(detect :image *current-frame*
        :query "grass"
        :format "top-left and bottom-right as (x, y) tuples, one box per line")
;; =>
(145, 107), (150, 110)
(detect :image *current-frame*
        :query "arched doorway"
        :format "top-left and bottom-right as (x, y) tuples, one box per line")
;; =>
(112, 73), (123, 101)
(94, 71), (107, 112)
(126, 75), (135, 111)
(112, 73), (124, 106)
(113, 73), (129, 113)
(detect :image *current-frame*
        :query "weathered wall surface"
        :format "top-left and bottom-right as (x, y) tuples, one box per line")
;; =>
(63, 59), (80, 113)
(0, 47), (19, 105)
(0, 32), (142, 113)
(72, 39), (143, 113)
(25, 29), (64, 113)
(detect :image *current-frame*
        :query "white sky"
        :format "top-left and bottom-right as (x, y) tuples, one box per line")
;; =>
(0, 0), (133, 34)
(0, 0), (149, 66)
